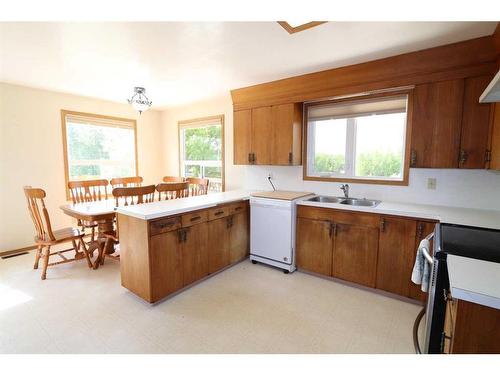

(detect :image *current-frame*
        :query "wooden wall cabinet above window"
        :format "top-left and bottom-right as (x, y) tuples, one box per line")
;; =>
(410, 75), (494, 169)
(233, 103), (302, 166)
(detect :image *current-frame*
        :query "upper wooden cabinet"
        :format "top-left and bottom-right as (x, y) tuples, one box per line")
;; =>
(411, 79), (464, 168)
(460, 75), (494, 169)
(233, 103), (303, 166)
(411, 75), (493, 169)
(490, 103), (500, 170)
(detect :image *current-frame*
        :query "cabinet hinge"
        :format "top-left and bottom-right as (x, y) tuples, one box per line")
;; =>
(288, 152), (293, 165)
(410, 149), (417, 167)
(485, 150), (492, 163)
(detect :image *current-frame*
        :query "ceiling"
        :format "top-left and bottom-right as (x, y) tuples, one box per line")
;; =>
(0, 22), (497, 109)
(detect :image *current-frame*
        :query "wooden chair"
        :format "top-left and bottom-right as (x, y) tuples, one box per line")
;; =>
(156, 182), (189, 200)
(162, 176), (185, 183)
(23, 186), (92, 280)
(68, 179), (109, 241)
(186, 177), (209, 196)
(110, 176), (143, 188)
(97, 185), (156, 268)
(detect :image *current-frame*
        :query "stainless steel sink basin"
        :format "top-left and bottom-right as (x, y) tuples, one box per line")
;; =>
(307, 195), (381, 207)
(307, 196), (345, 203)
(340, 198), (381, 207)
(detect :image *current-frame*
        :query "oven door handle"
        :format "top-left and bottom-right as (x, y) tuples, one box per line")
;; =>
(422, 246), (434, 265)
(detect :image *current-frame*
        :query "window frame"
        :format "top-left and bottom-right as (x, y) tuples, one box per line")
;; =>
(177, 114), (225, 192)
(303, 90), (413, 186)
(60, 109), (138, 200)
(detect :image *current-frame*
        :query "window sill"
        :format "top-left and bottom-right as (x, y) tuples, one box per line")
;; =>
(303, 175), (408, 186)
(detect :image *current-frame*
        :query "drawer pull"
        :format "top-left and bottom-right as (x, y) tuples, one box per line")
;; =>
(234, 206), (242, 211)
(157, 221), (176, 228)
(190, 216), (202, 222)
(214, 210), (224, 216)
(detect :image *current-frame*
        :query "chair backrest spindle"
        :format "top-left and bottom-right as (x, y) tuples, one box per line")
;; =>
(185, 177), (209, 196)
(68, 179), (109, 204)
(110, 176), (143, 189)
(23, 186), (56, 242)
(156, 182), (189, 201)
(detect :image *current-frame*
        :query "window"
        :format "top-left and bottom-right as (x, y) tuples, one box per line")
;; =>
(61, 110), (137, 193)
(179, 115), (224, 192)
(304, 93), (411, 185)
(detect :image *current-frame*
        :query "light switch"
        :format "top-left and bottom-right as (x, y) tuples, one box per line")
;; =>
(427, 178), (437, 190)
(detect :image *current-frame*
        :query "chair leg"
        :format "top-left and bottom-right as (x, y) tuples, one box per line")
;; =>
(33, 245), (42, 269)
(40, 246), (50, 280)
(79, 238), (93, 269)
(91, 227), (95, 242)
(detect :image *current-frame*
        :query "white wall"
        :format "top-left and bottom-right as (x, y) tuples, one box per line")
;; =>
(0, 83), (164, 251)
(162, 94), (500, 212)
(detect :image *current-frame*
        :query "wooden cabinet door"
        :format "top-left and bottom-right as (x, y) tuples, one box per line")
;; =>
(208, 217), (230, 273)
(229, 212), (249, 264)
(182, 222), (209, 286)
(149, 230), (183, 302)
(411, 79), (464, 168)
(332, 223), (379, 288)
(271, 103), (302, 165)
(376, 216), (417, 297)
(459, 75), (493, 169)
(409, 221), (436, 302)
(233, 110), (252, 165)
(296, 217), (333, 276)
(251, 106), (272, 165)
(490, 103), (500, 170)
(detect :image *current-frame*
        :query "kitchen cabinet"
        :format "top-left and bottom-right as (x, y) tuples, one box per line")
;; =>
(296, 217), (333, 276)
(150, 229), (184, 302)
(411, 76), (493, 169)
(443, 297), (500, 353)
(271, 103), (303, 165)
(233, 109), (252, 164)
(409, 221), (436, 302)
(490, 103), (500, 170)
(376, 216), (417, 296)
(332, 223), (379, 288)
(459, 75), (494, 169)
(181, 222), (209, 286)
(229, 208), (249, 263)
(208, 215), (231, 273)
(233, 103), (303, 165)
(411, 79), (464, 168)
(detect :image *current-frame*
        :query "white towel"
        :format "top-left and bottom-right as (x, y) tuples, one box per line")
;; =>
(411, 239), (431, 293)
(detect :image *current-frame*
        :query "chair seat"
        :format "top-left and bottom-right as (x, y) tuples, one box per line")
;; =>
(35, 227), (82, 245)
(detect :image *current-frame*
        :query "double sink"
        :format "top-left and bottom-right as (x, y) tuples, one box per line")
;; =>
(307, 195), (381, 207)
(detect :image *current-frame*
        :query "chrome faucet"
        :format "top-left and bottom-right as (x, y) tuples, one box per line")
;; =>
(340, 184), (349, 198)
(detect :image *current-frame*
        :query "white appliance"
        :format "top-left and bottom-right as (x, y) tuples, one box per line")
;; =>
(250, 191), (313, 273)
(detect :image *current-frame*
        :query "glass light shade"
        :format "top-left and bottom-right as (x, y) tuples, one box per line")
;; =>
(128, 87), (152, 114)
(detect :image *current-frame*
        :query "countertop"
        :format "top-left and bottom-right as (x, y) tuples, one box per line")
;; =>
(116, 189), (500, 230)
(447, 254), (500, 310)
(297, 198), (500, 230)
(115, 190), (251, 220)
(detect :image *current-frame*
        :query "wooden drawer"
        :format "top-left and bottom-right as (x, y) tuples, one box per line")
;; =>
(330, 210), (379, 228)
(297, 205), (334, 221)
(149, 216), (181, 236)
(229, 200), (248, 215)
(181, 210), (208, 228)
(208, 205), (231, 221)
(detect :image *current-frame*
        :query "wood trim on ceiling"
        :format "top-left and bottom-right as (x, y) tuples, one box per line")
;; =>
(231, 35), (498, 110)
(277, 21), (327, 34)
(60, 109), (138, 201)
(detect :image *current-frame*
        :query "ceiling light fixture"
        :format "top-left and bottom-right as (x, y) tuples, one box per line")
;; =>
(127, 87), (152, 114)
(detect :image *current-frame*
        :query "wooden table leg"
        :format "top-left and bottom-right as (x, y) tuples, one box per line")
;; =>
(93, 218), (115, 269)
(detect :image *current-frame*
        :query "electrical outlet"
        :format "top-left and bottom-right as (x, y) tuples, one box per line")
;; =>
(427, 178), (437, 190)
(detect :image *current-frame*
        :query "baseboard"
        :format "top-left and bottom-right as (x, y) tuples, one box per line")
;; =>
(0, 245), (37, 258)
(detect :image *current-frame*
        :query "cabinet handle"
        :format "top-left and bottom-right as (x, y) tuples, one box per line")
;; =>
(459, 149), (468, 165)
(328, 222), (336, 237)
(485, 150), (492, 163)
(178, 229), (184, 243)
(226, 217), (232, 229)
(214, 210), (224, 216)
(380, 218), (386, 232)
(234, 206), (243, 211)
(157, 221), (175, 229)
(248, 153), (252, 163)
(288, 152), (293, 165)
(183, 228), (189, 242)
(190, 216), (201, 222)
(252, 153), (256, 164)
(417, 223), (424, 239)
(410, 149), (417, 167)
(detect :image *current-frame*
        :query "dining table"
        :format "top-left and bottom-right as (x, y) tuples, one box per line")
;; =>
(60, 199), (117, 269)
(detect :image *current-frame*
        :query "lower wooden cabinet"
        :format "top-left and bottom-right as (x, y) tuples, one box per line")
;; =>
(332, 223), (379, 288)
(296, 217), (333, 276)
(376, 216), (417, 296)
(208, 217), (231, 273)
(443, 297), (500, 353)
(119, 200), (249, 303)
(181, 223), (209, 286)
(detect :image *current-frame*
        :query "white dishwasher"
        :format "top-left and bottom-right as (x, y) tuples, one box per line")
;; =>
(250, 191), (313, 273)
